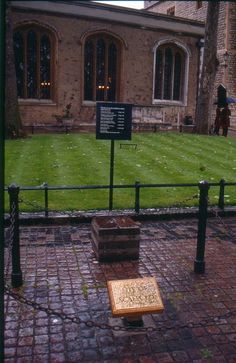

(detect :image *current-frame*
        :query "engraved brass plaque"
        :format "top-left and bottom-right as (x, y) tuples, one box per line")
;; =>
(107, 277), (164, 317)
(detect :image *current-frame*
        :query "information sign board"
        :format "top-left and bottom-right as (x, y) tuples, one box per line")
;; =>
(96, 102), (132, 140)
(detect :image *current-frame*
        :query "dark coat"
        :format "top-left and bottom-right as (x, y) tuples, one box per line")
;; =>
(220, 106), (231, 128)
(214, 107), (221, 128)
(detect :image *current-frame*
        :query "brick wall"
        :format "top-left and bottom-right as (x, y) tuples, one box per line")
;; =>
(144, 1), (158, 9)
(146, 1), (207, 22)
(12, 8), (201, 127)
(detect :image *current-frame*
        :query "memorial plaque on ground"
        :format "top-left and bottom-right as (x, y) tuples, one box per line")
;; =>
(96, 102), (132, 140)
(107, 277), (164, 318)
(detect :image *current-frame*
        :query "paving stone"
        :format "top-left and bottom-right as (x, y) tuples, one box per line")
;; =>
(4, 347), (16, 358)
(138, 355), (157, 363)
(171, 350), (190, 362)
(16, 346), (33, 356)
(3, 217), (236, 362)
(49, 352), (66, 362)
(154, 352), (174, 362)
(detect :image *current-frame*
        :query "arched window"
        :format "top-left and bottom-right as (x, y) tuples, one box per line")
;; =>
(13, 25), (54, 100)
(84, 34), (120, 102)
(154, 43), (185, 102)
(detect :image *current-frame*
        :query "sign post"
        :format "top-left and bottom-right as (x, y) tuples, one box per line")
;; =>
(109, 140), (115, 210)
(96, 102), (132, 210)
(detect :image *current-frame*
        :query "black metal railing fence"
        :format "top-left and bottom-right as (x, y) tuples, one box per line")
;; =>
(3, 179), (236, 338)
(4, 178), (236, 217)
(5, 179), (236, 291)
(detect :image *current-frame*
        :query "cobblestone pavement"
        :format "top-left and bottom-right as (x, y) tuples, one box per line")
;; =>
(4, 217), (236, 363)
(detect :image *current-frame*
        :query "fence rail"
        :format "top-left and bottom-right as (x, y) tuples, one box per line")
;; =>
(4, 179), (236, 217)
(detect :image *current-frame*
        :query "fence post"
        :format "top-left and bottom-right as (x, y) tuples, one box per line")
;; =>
(43, 182), (49, 217)
(218, 178), (225, 210)
(194, 180), (209, 274)
(135, 181), (140, 214)
(8, 184), (23, 287)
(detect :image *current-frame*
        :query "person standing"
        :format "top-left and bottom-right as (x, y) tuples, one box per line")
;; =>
(213, 106), (221, 135)
(221, 103), (231, 137)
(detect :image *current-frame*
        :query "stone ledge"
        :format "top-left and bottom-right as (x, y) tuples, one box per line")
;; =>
(4, 206), (236, 226)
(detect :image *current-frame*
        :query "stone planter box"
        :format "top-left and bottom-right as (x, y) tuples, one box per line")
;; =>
(91, 216), (140, 262)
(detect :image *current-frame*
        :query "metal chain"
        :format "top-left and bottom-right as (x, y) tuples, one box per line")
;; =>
(171, 193), (199, 208)
(19, 198), (45, 212)
(19, 194), (200, 217)
(5, 195), (236, 333)
(5, 201), (16, 282)
(19, 197), (81, 216)
(4, 284), (236, 333)
(209, 204), (235, 239)
(200, 195), (235, 239)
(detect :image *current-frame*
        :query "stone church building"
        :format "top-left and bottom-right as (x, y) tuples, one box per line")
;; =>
(10, 1), (208, 130)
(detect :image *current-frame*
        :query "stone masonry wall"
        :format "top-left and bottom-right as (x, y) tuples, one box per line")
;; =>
(227, 2), (236, 110)
(214, 3), (236, 119)
(148, 1), (236, 122)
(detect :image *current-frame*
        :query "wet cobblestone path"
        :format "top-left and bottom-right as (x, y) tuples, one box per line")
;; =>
(4, 217), (236, 362)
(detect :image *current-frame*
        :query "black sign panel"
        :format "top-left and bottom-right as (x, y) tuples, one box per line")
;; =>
(96, 102), (132, 140)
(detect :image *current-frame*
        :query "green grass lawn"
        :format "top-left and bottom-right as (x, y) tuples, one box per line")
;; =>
(4, 132), (236, 212)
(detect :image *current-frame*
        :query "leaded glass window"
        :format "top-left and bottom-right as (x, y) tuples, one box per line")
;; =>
(164, 48), (173, 99)
(84, 34), (120, 101)
(107, 43), (117, 101)
(173, 52), (182, 100)
(13, 31), (24, 98)
(40, 35), (51, 99)
(84, 40), (94, 100)
(154, 44), (184, 102)
(27, 30), (37, 98)
(96, 38), (105, 101)
(13, 26), (54, 100)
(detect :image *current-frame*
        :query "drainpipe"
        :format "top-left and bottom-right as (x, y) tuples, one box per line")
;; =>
(195, 38), (204, 122)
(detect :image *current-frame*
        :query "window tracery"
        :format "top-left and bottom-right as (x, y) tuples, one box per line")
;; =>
(13, 25), (54, 100)
(84, 34), (120, 102)
(154, 43), (187, 103)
